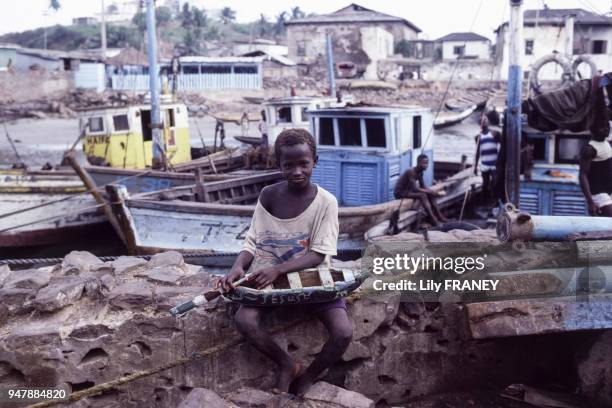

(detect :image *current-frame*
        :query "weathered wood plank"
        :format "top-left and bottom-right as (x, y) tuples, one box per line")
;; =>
(465, 294), (612, 339)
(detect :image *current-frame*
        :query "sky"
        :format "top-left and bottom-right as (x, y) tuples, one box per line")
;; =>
(1, 0), (611, 39)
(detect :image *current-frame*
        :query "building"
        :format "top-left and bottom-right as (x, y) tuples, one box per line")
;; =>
(436, 32), (491, 60)
(72, 17), (98, 26)
(232, 39), (288, 57)
(495, 8), (612, 80)
(285, 3), (420, 80)
(0, 44), (20, 70)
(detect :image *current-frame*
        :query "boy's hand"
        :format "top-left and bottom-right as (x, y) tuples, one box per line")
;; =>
(217, 267), (245, 292)
(248, 265), (281, 289)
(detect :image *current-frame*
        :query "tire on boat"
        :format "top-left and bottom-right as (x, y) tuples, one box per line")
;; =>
(572, 55), (597, 80)
(529, 54), (573, 96)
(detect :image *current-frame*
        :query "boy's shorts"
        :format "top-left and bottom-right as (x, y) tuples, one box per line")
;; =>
(239, 298), (347, 315)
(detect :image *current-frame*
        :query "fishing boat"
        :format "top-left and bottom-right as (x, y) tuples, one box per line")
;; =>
(96, 104), (479, 254)
(0, 168), (106, 249)
(433, 104), (477, 129)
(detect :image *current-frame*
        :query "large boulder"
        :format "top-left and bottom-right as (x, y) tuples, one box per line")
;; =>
(577, 330), (612, 407)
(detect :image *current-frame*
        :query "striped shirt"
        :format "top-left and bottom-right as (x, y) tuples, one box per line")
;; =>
(478, 131), (498, 171)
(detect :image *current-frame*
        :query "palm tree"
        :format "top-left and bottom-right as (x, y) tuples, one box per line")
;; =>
(291, 6), (305, 19)
(49, 0), (60, 11)
(258, 14), (268, 37)
(274, 11), (287, 36)
(220, 7), (236, 24)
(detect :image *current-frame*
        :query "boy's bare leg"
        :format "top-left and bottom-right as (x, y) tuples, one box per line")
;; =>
(405, 192), (440, 226)
(429, 197), (448, 222)
(235, 305), (299, 393)
(290, 307), (353, 396)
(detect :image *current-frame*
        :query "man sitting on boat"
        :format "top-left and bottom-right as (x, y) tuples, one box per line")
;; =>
(394, 154), (447, 226)
(580, 131), (612, 216)
(218, 128), (352, 397)
(474, 117), (501, 206)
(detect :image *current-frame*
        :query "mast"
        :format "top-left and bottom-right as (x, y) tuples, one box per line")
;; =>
(325, 34), (336, 97)
(506, 0), (523, 206)
(100, 0), (107, 60)
(146, 0), (165, 170)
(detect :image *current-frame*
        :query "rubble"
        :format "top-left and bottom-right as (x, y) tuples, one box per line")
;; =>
(0, 249), (606, 407)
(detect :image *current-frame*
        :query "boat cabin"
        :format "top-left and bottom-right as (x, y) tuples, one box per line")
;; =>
(264, 96), (335, 145)
(519, 127), (589, 216)
(78, 102), (191, 169)
(309, 105), (434, 206)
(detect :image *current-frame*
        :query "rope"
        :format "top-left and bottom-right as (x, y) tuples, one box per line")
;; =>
(0, 252), (242, 266)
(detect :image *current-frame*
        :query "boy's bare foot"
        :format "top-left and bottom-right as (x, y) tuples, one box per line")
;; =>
(272, 362), (300, 394)
(289, 372), (315, 397)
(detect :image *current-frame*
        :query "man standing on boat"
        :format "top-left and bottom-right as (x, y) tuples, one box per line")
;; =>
(394, 154), (447, 226)
(579, 132), (612, 216)
(474, 117), (501, 206)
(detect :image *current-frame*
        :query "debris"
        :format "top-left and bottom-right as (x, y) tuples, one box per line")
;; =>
(500, 384), (585, 408)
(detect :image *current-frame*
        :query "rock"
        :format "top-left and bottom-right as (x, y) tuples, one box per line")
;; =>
(60, 251), (105, 275)
(304, 381), (375, 408)
(144, 267), (186, 285)
(32, 276), (85, 312)
(577, 330), (612, 407)
(147, 251), (185, 269)
(228, 387), (275, 408)
(108, 282), (154, 310)
(0, 264), (11, 287)
(0, 304), (9, 326)
(111, 256), (147, 276)
(350, 295), (400, 341)
(178, 388), (228, 408)
(153, 286), (203, 312)
(178, 272), (212, 287)
(0, 287), (36, 313)
(4, 268), (51, 290)
(342, 341), (372, 362)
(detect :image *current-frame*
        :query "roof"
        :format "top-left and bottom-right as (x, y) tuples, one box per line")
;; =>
(239, 51), (296, 66)
(436, 32), (490, 42)
(285, 3), (421, 33)
(179, 56), (265, 64)
(106, 47), (150, 66)
(524, 8), (612, 25)
(15, 47), (103, 62)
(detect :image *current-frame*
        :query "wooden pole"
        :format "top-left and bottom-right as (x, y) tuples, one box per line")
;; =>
(506, 0), (523, 206)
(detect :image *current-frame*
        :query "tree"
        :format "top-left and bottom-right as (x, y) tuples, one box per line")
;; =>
(155, 6), (172, 25)
(193, 8), (207, 28)
(258, 14), (268, 37)
(274, 11), (287, 36)
(181, 3), (193, 27)
(394, 39), (412, 58)
(132, 11), (147, 33)
(107, 4), (119, 14)
(291, 6), (305, 19)
(49, 0), (60, 11)
(220, 7), (236, 24)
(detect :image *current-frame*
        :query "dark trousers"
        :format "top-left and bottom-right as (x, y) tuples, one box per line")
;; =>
(482, 170), (497, 205)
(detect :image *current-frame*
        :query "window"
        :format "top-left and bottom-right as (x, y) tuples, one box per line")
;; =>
(319, 118), (334, 145)
(182, 65), (199, 74)
(555, 136), (588, 164)
(276, 107), (292, 123)
(592, 40), (607, 54)
(526, 136), (547, 161)
(525, 39), (534, 55)
(201, 65), (231, 74)
(297, 41), (306, 56)
(453, 45), (465, 56)
(165, 109), (175, 127)
(413, 116), (422, 148)
(337, 118), (362, 146)
(88, 117), (104, 132)
(234, 65), (257, 74)
(365, 119), (386, 147)
(301, 107), (309, 122)
(141, 110), (152, 142)
(113, 114), (129, 132)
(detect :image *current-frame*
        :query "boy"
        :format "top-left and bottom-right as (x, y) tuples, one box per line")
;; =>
(218, 128), (353, 396)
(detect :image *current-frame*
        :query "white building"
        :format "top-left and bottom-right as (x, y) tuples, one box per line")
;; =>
(495, 8), (612, 80)
(232, 39), (289, 57)
(436, 32), (491, 60)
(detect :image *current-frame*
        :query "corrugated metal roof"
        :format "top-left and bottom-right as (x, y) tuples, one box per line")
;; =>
(436, 32), (490, 42)
(179, 56), (264, 64)
(285, 3), (421, 33)
(524, 8), (612, 25)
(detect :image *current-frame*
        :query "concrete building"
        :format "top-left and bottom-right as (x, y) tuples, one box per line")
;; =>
(436, 32), (491, 60)
(285, 3), (420, 80)
(495, 8), (612, 80)
(72, 17), (98, 26)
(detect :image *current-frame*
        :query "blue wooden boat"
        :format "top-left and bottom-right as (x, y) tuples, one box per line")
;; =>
(519, 127), (589, 216)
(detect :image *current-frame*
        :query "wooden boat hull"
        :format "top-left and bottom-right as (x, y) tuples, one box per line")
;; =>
(433, 105), (477, 129)
(0, 171), (105, 247)
(226, 267), (367, 306)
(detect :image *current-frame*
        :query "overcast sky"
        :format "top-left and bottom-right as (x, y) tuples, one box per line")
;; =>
(1, 0), (610, 39)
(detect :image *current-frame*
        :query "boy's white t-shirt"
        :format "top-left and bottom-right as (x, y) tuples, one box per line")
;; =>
(242, 185), (339, 273)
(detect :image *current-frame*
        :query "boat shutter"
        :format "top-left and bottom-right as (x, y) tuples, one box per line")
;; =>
(552, 190), (588, 216)
(312, 160), (340, 197)
(519, 188), (540, 214)
(341, 163), (378, 206)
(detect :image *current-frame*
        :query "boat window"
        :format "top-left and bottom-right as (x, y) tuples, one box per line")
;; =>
(88, 117), (104, 133)
(113, 114), (129, 132)
(319, 117), (334, 145)
(365, 118), (386, 147)
(526, 135), (547, 161)
(413, 116), (422, 148)
(301, 107), (309, 122)
(141, 110), (152, 142)
(555, 136), (588, 164)
(338, 118), (362, 146)
(277, 107), (292, 123)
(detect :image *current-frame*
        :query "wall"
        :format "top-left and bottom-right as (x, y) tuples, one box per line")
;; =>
(379, 58), (496, 81)
(441, 40), (490, 60)
(14, 53), (62, 72)
(74, 63), (106, 92)
(0, 71), (73, 102)
(233, 43), (289, 57)
(360, 27), (394, 80)
(496, 23), (612, 80)
(0, 49), (18, 68)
